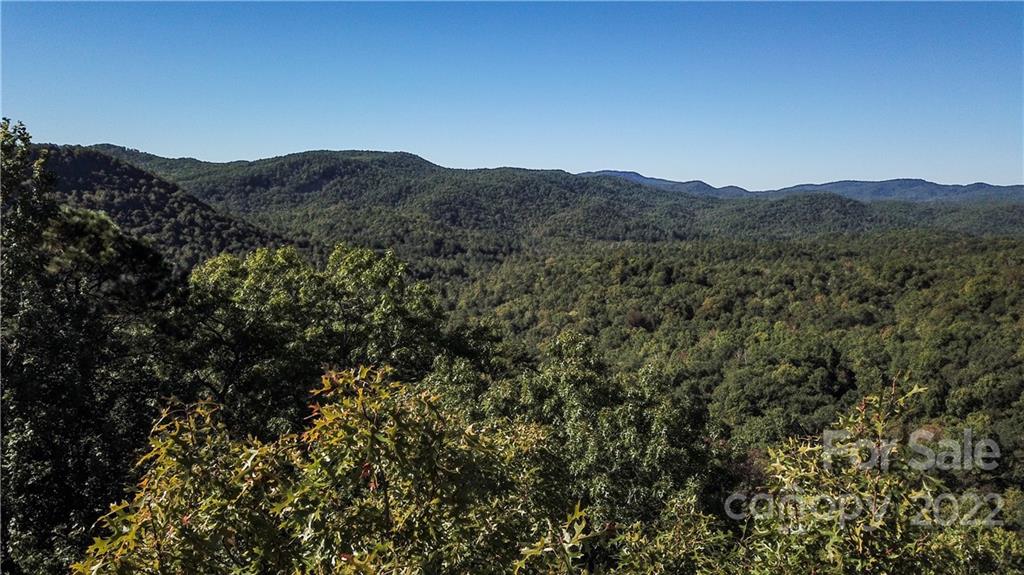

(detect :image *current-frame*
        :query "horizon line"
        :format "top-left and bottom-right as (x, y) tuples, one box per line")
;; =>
(58, 140), (1024, 192)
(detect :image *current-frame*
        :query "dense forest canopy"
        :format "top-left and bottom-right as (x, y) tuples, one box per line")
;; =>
(89, 144), (1024, 280)
(42, 145), (285, 271)
(3, 120), (1023, 573)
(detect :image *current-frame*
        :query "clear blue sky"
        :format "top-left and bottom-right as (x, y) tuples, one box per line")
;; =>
(2, 2), (1021, 189)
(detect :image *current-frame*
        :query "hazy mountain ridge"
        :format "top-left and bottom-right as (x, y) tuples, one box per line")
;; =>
(98, 146), (1023, 204)
(771, 178), (1024, 202)
(577, 170), (752, 198)
(579, 170), (1024, 203)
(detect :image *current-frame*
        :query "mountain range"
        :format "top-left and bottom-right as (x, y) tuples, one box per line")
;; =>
(36, 144), (1024, 277)
(578, 170), (1024, 202)
(42, 145), (283, 270)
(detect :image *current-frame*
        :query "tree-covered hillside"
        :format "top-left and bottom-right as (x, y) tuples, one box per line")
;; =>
(4, 122), (1023, 573)
(578, 170), (752, 198)
(772, 178), (1024, 203)
(581, 170), (1024, 203)
(43, 145), (285, 270)
(90, 146), (1024, 281)
(452, 233), (1024, 483)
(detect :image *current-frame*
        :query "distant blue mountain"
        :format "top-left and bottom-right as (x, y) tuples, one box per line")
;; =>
(769, 179), (1024, 203)
(578, 171), (1024, 203)
(577, 171), (751, 198)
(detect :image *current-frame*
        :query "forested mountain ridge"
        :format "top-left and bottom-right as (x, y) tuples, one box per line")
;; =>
(581, 169), (1024, 203)
(83, 145), (1024, 279)
(90, 144), (443, 201)
(772, 178), (1024, 202)
(577, 170), (752, 198)
(41, 145), (286, 270)
(5, 120), (1023, 573)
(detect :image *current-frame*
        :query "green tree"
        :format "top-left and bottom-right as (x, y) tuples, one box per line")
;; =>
(177, 245), (451, 437)
(486, 332), (718, 524)
(735, 385), (1024, 574)
(73, 367), (561, 574)
(2, 119), (175, 573)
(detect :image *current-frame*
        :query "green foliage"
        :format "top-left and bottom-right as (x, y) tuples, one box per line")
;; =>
(456, 235), (1024, 487)
(73, 367), (560, 574)
(1, 119), (58, 284)
(43, 145), (283, 271)
(2, 120), (175, 573)
(5, 122), (1022, 573)
(515, 387), (1024, 575)
(733, 385), (1024, 574)
(90, 146), (1024, 283)
(484, 332), (719, 524)
(178, 244), (451, 436)
(75, 376), (1013, 574)
(516, 494), (731, 575)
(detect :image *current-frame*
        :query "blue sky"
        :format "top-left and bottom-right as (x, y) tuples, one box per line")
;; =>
(2, 2), (1021, 189)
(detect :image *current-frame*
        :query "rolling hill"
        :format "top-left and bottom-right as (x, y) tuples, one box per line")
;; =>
(579, 170), (1024, 203)
(42, 145), (285, 270)
(77, 145), (1024, 279)
(577, 170), (751, 198)
(771, 178), (1024, 202)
